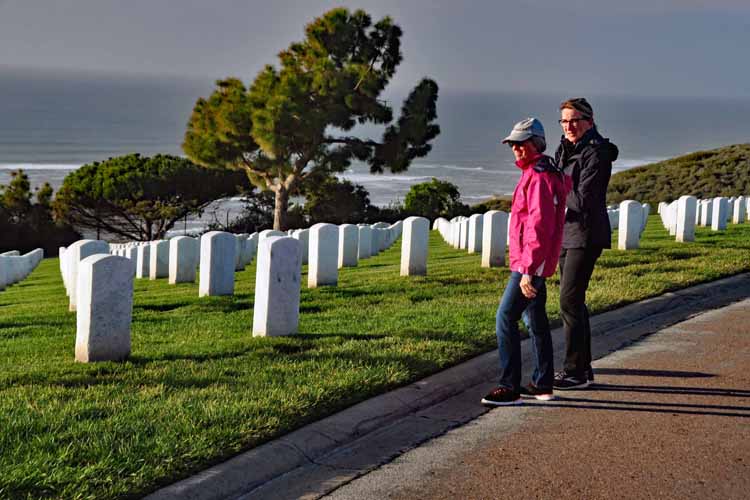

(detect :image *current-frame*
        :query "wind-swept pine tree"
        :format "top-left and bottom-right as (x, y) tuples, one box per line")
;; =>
(183, 8), (440, 230)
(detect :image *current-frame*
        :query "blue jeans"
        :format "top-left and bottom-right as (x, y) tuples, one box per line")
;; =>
(496, 272), (554, 391)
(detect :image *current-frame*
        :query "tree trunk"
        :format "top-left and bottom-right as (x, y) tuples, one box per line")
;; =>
(273, 187), (290, 231)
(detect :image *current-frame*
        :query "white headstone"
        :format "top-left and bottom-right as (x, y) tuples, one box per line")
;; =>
(259, 229), (286, 247)
(400, 216), (429, 276)
(75, 254), (134, 362)
(252, 236), (301, 337)
(467, 214), (483, 254)
(378, 228), (390, 251)
(136, 244), (150, 279)
(450, 219), (459, 248)
(125, 246), (137, 263)
(711, 197), (728, 231)
(248, 233), (259, 263)
(169, 236), (199, 284)
(68, 240), (109, 311)
(700, 199), (713, 227)
(149, 240), (169, 280)
(290, 229), (308, 265)
(618, 201), (643, 250)
(667, 201), (678, 235)
(0, 255), (8, 290)
(607, 209), (620, 231)
(238, 235), (255, 268)
(308, 223), (339, 288)
(370, 227), (382, 256)
(732, 196), (746, 224)
(338, 224), (359, 268)
(640, 203), (650, 234)
(459, 219), (469, 249)
(481, 210), (508, 268)
(357, 225), (372, 259)
(199, 231), (236, 296)
(676, 195), (697, 242)
(234, 234), (247, 271)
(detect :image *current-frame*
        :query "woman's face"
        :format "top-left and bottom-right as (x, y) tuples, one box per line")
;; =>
(510, 140), (538, 163)
(560, 107), (593, 143)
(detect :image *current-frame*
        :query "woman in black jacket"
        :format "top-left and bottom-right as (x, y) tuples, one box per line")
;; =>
(553, 98), (618, 389)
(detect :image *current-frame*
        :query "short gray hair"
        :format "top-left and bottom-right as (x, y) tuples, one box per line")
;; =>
(529, 135), (546, 153)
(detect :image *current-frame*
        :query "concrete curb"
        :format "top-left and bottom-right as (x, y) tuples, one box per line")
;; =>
(145, 273), (750, 500)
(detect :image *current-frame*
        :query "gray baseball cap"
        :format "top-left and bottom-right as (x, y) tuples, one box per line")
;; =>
(501, 117), (545, 144)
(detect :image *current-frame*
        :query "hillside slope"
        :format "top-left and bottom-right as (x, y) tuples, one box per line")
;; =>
(607, 143), (750, 205)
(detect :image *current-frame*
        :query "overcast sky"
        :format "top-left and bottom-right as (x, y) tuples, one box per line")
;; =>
(1, 0), (749, 97)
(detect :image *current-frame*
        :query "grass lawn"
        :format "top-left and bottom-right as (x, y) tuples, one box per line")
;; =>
(1, 216), (749, 499)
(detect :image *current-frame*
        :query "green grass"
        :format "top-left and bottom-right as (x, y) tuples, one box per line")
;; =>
(1, 217), (749, 499)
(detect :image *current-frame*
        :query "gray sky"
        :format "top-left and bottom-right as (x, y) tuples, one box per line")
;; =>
(1, 0), (749, 97)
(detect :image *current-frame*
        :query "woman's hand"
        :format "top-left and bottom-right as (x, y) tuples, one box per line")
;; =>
(520, 274), (537, 298)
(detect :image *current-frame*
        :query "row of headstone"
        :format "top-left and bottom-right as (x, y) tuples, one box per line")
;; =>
(433, 211), (509, 267)
(255, 220), (413, 336)
(433, 202), (652, 256)
(0, 249), (44, 291)
(72, 220), (409, 360)
(106, 233), (260, 296)
(658, 195), (748, 241)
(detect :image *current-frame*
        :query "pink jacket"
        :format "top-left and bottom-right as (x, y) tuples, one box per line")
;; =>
(508, 154), (571, 278)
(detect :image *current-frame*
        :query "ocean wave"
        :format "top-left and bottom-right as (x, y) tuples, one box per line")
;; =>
(614, 157), (666, 170)
(0, 163), (81, 171)
(411, 164), (486, 172)
(460, 193), (513, 201)
(337, 173), (434, 184)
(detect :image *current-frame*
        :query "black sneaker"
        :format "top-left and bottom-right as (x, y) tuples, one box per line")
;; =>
(553, 371), (590, 390)
(520, 383), (555, 401)
(481, 387), (522, 407)
(587, 367), (595, 382)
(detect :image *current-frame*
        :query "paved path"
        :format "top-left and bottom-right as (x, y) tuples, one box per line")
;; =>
(146, 274), (750, 500)
(326, 297), (750, 500)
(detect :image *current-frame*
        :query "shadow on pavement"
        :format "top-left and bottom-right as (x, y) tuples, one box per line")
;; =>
(588, 382), (750, 397)
(593, 368), (715, 378)
(526, 399), (750, 418)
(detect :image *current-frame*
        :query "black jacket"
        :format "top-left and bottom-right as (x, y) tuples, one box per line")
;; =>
(555, 127), (619, 249)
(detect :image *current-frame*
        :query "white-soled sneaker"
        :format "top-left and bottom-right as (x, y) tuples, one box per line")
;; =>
(481, 387), (522, 407)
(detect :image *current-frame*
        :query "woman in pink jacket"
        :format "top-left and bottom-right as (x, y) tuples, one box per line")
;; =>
(481, 118), (571, 407)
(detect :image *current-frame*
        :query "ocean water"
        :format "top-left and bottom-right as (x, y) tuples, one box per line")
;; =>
(3, 68), (750, 216)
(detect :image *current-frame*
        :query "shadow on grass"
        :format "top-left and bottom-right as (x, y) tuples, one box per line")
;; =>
(327, 288), (378, 299)
(434, 277), (484, 286)
(135, 302), (192, 313)
(299, 304), (323, 313)
(0, 319), (73, 330)
(295, 332), (383, 341)
(192, 297), (253, 313)
(596, 260), (631, 269)
(407, 292), (435, 303)
(660, 250), (700, 260)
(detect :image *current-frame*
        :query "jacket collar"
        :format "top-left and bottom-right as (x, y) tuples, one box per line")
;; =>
(515, 153), (543, 171)
(561, 126), (601, 154)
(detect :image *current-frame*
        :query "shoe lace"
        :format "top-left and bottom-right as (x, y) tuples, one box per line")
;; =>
(489, 386), (511, 397)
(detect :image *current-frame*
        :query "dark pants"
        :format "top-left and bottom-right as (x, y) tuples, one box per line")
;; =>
(496, 272), (554, 391)
(559, 246), (603, 375)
